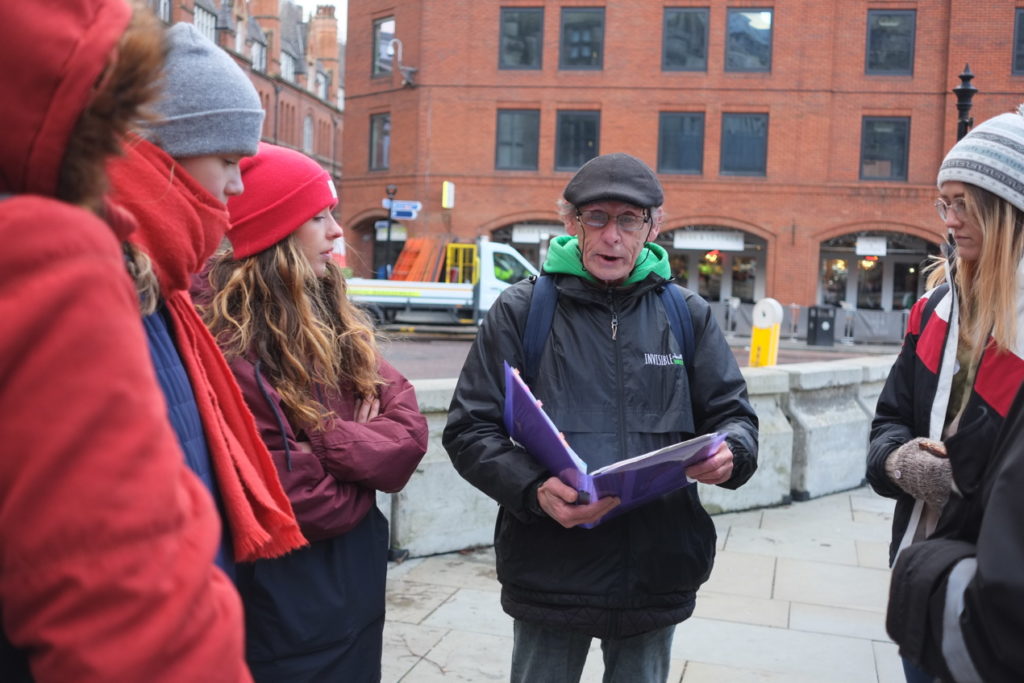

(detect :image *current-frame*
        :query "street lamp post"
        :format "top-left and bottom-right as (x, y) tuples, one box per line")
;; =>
(384, 184), (398, 279)
(954, 64), (977, 142)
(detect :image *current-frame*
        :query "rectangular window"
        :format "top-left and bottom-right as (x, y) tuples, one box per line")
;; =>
(866, 10), (916, 75)
(1015, 9), (1024, 74)
(555, 111), (600, 170)
(194, 5), (216, 43)
(373, 16), (395, 77)
(663, 8), (708, 71)
(500, 7), (543, 69)
(658, 112), (704, 174)
(157, 0), (171, 22)
(252, 41), (267, 72)
(234, 20), (246, 53)
(861, 116), (909, 181)
(496, 110), (540, 170)
(281, 52), (295, 82)
(725, 8), (772, 72)
(720, 113), (768, 175)
(370, 113), (391, 170)
(560, 8), (604, 70)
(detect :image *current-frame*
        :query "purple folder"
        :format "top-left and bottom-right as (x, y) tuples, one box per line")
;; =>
(503, 361), (725, 527)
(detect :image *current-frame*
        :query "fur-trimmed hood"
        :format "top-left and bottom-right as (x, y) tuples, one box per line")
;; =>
(0, 0), (130, 196)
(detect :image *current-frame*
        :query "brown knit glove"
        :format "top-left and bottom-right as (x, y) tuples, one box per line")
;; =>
(884, 438), (951, 509)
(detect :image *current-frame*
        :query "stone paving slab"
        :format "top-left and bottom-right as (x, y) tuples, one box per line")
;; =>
(383, 486), (901, 682)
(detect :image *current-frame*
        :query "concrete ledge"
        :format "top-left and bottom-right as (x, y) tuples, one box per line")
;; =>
(402, 357), (891, 557)
(779, 361), (876, 500)
(833, 354), (899, 418)
(699, 367), (793, 513)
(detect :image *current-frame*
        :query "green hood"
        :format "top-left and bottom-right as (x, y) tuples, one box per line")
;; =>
(542, 235), (671, 285)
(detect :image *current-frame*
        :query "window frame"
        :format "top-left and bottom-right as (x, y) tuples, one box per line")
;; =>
(369, 112), (391, 171)
(303, 115), (315, 155)
(252, 39), (267, 72)
(499, 7), (544, 70)
(860, 116), (910, 182)
(194, 5), (217, 43)
(281, 52), (296, 83)
(662, 7), (709, 72)
(495, 109), (541, 171)
(559, 7), (605, 70)
(724, 8), (773, 73)
(372, 16), (395, 78)
(658, 112), (705, 175)
(555, 110), (600, 171)
(865, 9), (916, 76)
(720, 112), (769, 176)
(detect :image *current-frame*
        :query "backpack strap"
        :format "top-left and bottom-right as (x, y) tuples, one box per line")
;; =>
(659, 283), (696, 384)
(922, 283), (950, 329)
(522, 275), (557, 382)
(522, 275), (696, 384)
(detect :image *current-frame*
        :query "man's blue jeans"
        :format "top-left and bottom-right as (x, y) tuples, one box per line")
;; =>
(510, 619), (674, 683)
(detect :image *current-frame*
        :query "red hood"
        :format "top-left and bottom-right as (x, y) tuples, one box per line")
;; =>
(0, 0), (130, 196)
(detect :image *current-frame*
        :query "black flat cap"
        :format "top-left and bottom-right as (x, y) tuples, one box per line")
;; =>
(563, 153), (664, 208)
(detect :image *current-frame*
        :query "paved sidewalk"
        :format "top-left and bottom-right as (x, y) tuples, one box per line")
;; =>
(382, 486), (902, 682)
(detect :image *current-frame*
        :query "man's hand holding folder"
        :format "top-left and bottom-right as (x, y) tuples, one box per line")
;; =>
(536, 477), (620, 529)
(504, 361), (729, 528)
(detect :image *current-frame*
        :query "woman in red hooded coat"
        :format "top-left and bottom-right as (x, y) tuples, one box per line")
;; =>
(0, 3), (250, 681)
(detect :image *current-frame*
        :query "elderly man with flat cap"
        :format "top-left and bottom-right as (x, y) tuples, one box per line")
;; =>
(444, 153), (758, 682)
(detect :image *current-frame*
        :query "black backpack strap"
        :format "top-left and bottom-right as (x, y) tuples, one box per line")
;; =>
(922, 283), (950, 329)
(659, 284), (696, 384)
(522, 275), (557, 382)
(523, 276), (697, 385)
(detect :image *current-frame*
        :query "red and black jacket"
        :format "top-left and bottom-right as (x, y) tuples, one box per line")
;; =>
(868, 280), (1024, 566)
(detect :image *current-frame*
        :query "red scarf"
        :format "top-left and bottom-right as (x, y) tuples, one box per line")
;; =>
(108, 137), (306, 561)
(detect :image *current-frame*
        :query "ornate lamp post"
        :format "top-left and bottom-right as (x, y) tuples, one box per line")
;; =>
(954, 64), (977, 142)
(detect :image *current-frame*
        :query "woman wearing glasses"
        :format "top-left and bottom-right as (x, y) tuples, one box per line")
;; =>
(868, 107), (1024, 683)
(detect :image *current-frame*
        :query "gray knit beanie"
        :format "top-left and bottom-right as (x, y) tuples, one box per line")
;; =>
(937, 104), (1024, 213)
(143, 23), (264, 158)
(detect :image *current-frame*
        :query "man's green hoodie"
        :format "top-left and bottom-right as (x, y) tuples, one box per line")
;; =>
(541, 234), (671, 285)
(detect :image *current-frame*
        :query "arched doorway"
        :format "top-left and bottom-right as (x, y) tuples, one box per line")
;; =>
(346, 216), (406, 278)
(818, 230), (941, 342)
(655, 226), (767, 303)
(819, 231), (939, 312)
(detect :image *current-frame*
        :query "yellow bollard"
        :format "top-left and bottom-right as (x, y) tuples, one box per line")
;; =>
(748, 298), (784, 367)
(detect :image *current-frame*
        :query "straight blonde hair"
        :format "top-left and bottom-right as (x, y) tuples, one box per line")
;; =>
(927, 184), (1024, 357)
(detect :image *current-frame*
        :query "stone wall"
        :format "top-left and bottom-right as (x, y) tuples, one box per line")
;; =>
(385, 355), (898, 557)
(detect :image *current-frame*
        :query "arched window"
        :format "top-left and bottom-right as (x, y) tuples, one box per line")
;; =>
(303, 114), (314, 154)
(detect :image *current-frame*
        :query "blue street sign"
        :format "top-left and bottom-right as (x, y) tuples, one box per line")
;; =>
(391, 200), (422, 212)
(392, 208), (417, 220)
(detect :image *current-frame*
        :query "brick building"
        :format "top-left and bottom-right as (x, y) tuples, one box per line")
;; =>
(341, 0), (1024, 339)
(148, 0), (344, 181)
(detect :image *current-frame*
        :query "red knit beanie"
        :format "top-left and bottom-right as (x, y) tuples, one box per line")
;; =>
(227, 142), (338, 259)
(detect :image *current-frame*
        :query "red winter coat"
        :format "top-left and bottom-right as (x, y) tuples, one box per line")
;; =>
(0, 1), (248, 680)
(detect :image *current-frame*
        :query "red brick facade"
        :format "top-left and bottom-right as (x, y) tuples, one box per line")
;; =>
(340, 0), (1024, 311)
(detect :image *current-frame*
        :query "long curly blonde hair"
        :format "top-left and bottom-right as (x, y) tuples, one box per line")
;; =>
(202, 236), (382, 430)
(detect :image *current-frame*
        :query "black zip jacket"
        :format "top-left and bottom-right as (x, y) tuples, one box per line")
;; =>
(888, 386), (1024, 682)
(443, 273), (758, 638)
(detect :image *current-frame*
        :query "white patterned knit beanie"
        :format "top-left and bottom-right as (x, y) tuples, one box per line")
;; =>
(937, 104), (1024, 213)
(141, 23), (264, 158)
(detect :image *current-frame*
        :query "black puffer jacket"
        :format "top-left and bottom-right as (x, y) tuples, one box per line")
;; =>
(443, 273), (758, 638)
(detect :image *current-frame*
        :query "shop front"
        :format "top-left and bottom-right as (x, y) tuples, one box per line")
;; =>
(818, 231), (940, 342)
